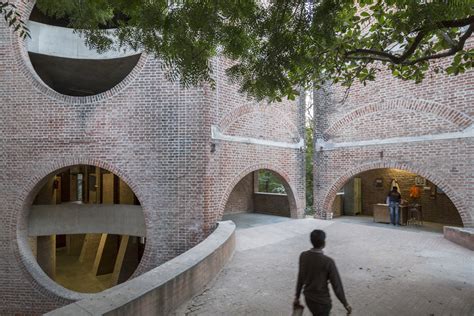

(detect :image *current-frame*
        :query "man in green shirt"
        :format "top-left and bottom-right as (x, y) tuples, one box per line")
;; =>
(294, 230), (352, 315)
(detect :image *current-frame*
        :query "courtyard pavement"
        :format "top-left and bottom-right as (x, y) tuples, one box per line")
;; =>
(178, 213), (474, 316)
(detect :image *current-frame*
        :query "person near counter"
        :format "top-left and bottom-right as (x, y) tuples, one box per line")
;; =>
(387, 186), (402, 226)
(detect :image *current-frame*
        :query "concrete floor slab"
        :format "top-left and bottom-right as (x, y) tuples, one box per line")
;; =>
(178, 214), (474, 316)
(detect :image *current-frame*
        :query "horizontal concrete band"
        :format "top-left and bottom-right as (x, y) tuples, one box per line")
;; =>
(443, 226), (474, 251)
(45, 221), (236, 316)
(27, 21), (141, 59)
(317, 124), (474, 151)
(211, 125), (304, 149)
(28, 204), (146, 237)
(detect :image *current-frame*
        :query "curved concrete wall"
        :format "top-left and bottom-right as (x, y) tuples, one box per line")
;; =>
(28, 204), (146, 237)
(27, 21), (141, 59)
(45, 221), (236, 316)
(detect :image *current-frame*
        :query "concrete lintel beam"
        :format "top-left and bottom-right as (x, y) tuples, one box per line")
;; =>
(317, 124), (474, 151)
(28, 204), (146, 237)
(211, 125), (304, 150)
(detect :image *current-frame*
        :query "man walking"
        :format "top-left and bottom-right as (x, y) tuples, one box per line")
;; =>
(387, 186), (402, 226)
(294, 230), (351, 316)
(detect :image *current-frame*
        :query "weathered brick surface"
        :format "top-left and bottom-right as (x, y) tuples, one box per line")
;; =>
(0, 2), (305, 314)
(223, 173), (254, 214)
(313, 53), (474, 227)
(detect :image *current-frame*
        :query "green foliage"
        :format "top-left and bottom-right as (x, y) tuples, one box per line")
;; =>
(1, 1), (29, 38)
(258, 170), (286, 194)
(7, 0), (474, 100)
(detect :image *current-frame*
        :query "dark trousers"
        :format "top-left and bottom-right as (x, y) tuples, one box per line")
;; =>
(305, 299), (331, 316)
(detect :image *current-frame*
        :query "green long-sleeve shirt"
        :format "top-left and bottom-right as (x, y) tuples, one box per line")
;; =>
(295, 249), (348, 306)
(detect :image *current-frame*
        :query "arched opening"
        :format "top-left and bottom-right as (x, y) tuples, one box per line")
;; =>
(331, 168), (463, 230)
(27, 165), (146, 293)
(222, 169), (295, 227)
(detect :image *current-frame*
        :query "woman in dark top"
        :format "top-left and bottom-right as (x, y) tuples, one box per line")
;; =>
(387, 186), (402, 225)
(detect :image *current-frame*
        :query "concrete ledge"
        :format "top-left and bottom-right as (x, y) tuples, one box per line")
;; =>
(45, 221), (236, 316)
(444, 226), (474, 251)
(29, 204), (146, 237)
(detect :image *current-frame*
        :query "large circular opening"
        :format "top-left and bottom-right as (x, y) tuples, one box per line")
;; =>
(28, 165), (146, 293)
(26, 5), (142, 96)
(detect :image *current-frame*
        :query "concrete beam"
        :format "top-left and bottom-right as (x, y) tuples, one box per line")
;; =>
(93, 234), (120, 277)
(37, 236), (56, 280)
(111, 236), (140, 286)
(317, 124), (474, 151)
(211, 125), (304, 150)
(79, 234), (102, 269)
(28, 204), (146, 237)
(27, 21), (142, 59)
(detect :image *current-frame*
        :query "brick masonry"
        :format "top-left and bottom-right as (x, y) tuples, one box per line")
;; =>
(0, 2), (305, 314)
(223, 173), (254, 214)
(313, 46), (474, 227)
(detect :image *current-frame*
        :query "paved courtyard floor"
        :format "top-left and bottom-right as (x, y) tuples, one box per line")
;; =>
(178, 213), (474, 316)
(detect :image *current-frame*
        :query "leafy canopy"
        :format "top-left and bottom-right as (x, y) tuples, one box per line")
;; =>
(6, 0), (474, 101)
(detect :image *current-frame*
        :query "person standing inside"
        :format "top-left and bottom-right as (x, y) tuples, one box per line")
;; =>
(294, 230), (352, 316)
(387, 186), (402, 226)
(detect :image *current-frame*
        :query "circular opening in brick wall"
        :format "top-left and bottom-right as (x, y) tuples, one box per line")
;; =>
(15, 3), (146, 101)
(330, 168), (464, 227)
(24, 165), (146, 295)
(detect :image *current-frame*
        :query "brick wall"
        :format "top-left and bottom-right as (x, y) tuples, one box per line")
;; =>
(313, 51), (474, 227)
(203, 57), (306, 229)
(0, 2), (305, 314)
(223, 173), (254, 214)
(254, 193), (291, 217)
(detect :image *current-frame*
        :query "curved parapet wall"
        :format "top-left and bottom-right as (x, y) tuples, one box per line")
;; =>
(444, 226), (474, 251)
(28, 204), (146, 237)
(45, 221), (236, 316)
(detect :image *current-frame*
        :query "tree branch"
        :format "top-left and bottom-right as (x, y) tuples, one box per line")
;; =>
(404, 23), (474, 65)
(344, 15), (474, 66)
(439, 15), (474, 28)
(345, 29), (428, 64)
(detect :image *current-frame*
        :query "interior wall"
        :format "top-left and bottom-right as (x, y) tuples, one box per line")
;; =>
(224, 173), (254, 214)
(356, 168), (462, 226)
(254, 193), (290, 217)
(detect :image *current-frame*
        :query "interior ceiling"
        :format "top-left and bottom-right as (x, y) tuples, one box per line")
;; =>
(29, 52), (141, 96)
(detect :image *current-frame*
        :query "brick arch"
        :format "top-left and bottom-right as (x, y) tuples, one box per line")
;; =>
(217, 163), (300, 222)
(11, 157), (151, 303)
(323, 99), (473, 140)
(319, 160), (472, 227)
(218, 104), (300, 138)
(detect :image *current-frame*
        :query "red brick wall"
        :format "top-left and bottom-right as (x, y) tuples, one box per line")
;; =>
(204, 57), (306, 228)
(0, 2), (305, 314)
(254, 193), (291, 217)
(224, 173), (254, 214)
